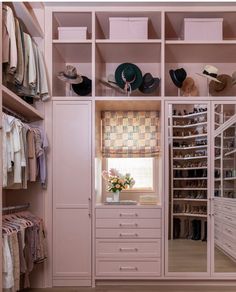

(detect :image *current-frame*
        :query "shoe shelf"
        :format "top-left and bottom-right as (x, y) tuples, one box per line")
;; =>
(173, 167), (207, 170)
(173, 156), (207, 160)
(171, 134), (207, 139)
(173, 188), (207, 191)
(172, 122), (207, 128)
(173, 213), (207, 218)
(225, 148), (236, 156)
(174, 177), (207, 180)
(173, 145), (207, 150)
(172, 112), (207, 119)
(224, 177), (236, 181)
(173, 198), (208, 202)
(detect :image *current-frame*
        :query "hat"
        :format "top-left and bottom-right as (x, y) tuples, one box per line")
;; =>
(181, 77), (199, 96)
(100, 74), (125, 94)
(115, 63), (142, 92)
(72, 76), (91, 96)
(169, 68), (187, 88)
(139, 73), (160, 94)
(232, 71), (236, 86)
(209, 74), (233, 96)
(196, 65), (221, 83)
(57, 65), (83, 84)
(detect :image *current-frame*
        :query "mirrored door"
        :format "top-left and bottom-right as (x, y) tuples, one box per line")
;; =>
(214, 103), (236, 273)
(166, 102), (209, 273)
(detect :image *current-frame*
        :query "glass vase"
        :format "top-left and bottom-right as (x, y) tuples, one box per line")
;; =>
(113, 190), (120, 202)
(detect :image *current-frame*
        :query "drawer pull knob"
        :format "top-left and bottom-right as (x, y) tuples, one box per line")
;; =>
(119, 233), (138, 237)
(119, 247), (138, 252)
(119, 223), (138, 227)
(120, 213), (138, 217)
(119, 266), (138, 271)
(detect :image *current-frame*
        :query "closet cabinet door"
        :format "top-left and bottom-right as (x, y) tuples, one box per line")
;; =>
(53, 101), (92, 286)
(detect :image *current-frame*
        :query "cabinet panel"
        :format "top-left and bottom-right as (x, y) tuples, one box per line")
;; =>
(53, 101), (91, 206)
(96, 218), (161, 229)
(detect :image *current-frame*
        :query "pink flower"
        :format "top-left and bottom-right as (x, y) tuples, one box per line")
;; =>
(102, 170), (109, 180)
(109, 168), (119, 176)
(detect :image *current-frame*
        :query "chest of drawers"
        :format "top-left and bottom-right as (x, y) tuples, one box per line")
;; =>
(95, 206), (162, 278)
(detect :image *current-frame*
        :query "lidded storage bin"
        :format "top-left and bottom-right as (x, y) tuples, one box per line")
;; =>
(58, 27), (87, 40)
(109, 17), (148, 39)
(183, 18), (223, 41)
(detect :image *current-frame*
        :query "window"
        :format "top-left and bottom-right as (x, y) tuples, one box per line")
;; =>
(106, 157), (155, 191)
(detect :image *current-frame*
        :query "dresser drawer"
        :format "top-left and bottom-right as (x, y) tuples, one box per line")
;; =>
(96, 239), (161, 258)
(96, 208), (161, 219)
(96, 228), (161, 239)
(96, 218), (161, 229)
(96, 259), (161, 277)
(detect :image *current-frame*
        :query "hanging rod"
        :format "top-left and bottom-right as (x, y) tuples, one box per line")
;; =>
(2, 105), (29, 123)
(2, 203), (30, 214)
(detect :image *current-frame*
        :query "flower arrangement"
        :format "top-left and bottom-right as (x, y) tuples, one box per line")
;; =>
(102, 168), (135, 193)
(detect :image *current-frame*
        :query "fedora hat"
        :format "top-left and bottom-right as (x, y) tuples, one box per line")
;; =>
(181, 77), (199, 96)
(169, 68), (187, 88)
(196, 65), (221, 83)
(139, 73), (160, 94)
(115, 63), (142, 92)
(72, 76), (92, 96)
(232, 71), (236, 86)
(209, 74), (233, 96)
(57, 65), (83, 84)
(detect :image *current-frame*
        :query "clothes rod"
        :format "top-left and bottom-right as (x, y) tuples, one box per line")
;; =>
(2, 105), (29, 123)
(2, 203), (30, 213)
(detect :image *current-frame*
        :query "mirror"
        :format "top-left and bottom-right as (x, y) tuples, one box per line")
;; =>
(214, 104), (236, 273)
(168, 103), (208, 272)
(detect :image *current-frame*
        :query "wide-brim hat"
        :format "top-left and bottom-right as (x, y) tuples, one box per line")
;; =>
(72, 76), (91, 96)
(115, 63), (142, 91)
(169, 68), (187, 88)
(209, 74), (233, 96)
(181, 77), (199, 96)
(57, 65), (83, 84)
(139, 73), (160, 94)
(232, 71), (236, 85)
(196, 65), (221, 83)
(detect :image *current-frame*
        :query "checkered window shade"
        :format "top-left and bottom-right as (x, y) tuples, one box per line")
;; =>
(101, 111), (160, 158)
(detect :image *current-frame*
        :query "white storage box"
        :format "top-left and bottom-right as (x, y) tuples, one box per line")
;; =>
(58, 27), (87, 40)
(183, 18), (223, 41)
(109, 17), (148, 39)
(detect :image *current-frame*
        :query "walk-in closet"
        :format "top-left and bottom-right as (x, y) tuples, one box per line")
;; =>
(1, 2), (236, 291)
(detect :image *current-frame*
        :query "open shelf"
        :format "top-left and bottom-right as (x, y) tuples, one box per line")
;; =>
(173, 213), (207, 218)
(53, 39), (92, 44)
(2, 85), (44, 121)
(95, 11), (161, 40)
(172, 134), (207, 139)
(52, 12), (92, 40)
(173, 198), (208, 202)
(11, 2), (44, 37)
(173, 145), (207, 150)
(96, 39), (162, 44)
(172, 122), (207, 128)
(173, 156), (208, 160)
(95, 42), (161, 96)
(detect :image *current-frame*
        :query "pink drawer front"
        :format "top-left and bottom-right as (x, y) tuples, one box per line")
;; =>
(96, 259), (161, 277)
(96, 208), (161, 219)
(96, 218), (161, 229)
(96, 228), (161, 239)
(96, 239), (161, 258)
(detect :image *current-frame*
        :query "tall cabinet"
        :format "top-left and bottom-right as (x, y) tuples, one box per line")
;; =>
(52, 101), (92, 286)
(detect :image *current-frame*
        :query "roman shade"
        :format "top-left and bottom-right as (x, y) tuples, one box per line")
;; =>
(101, 111), (160, 158)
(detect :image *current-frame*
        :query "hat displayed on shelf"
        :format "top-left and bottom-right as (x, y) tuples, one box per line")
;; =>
(196, 65), (221, 83)
(72, 76), (92, 96)
(57, 65), (83, 84)
(139, 73), (160, 94)
(181, 77), (199, 97)
(209, 74), (233, 96)
(169, 68), (187, 88)
(115, 63), (142, 92)
(232, 71), (236, 86)
(99, 74), (125, 94)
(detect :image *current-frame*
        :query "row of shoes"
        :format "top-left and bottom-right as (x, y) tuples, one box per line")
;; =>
(173, 116), (207, 126)
(173, 108), (207, 116)
(174, 169), (208, 178)
(174, 151), (207, 158)
(225, 140), (235, 149)
(173, 139), (207, 148)
(174, 204), (207, 215)
(225, 169), (236, 177)
(224, 191), (236, 198)
(173, 218), (207, 241)
(173, 128), (207, 137)
(215, 170), (221, 178)
(174, 191), (207, 200)
(174, 181), (207, 188)
(215, 148), (221, 157)
(173, 161), (207, 168)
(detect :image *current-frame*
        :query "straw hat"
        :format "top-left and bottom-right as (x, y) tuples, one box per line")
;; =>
(57, 65), (83, 84)
(209, 74), (233, 96)
(196, 65), (221, 83)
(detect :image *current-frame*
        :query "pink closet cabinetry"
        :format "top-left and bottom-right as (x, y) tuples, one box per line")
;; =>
(52, 101), (92, 286)
(95, 206), (162, 278)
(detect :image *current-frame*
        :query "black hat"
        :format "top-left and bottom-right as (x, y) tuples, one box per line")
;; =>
(72, 76), (92, 96)
(169, 68), (187, 88)
(139, 73), (160, 94)
(115, 63), (142, 91)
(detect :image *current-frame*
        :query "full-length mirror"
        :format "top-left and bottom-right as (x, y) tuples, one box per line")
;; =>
(168, 103), (208, 272)
(214, 104), (236, 273)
